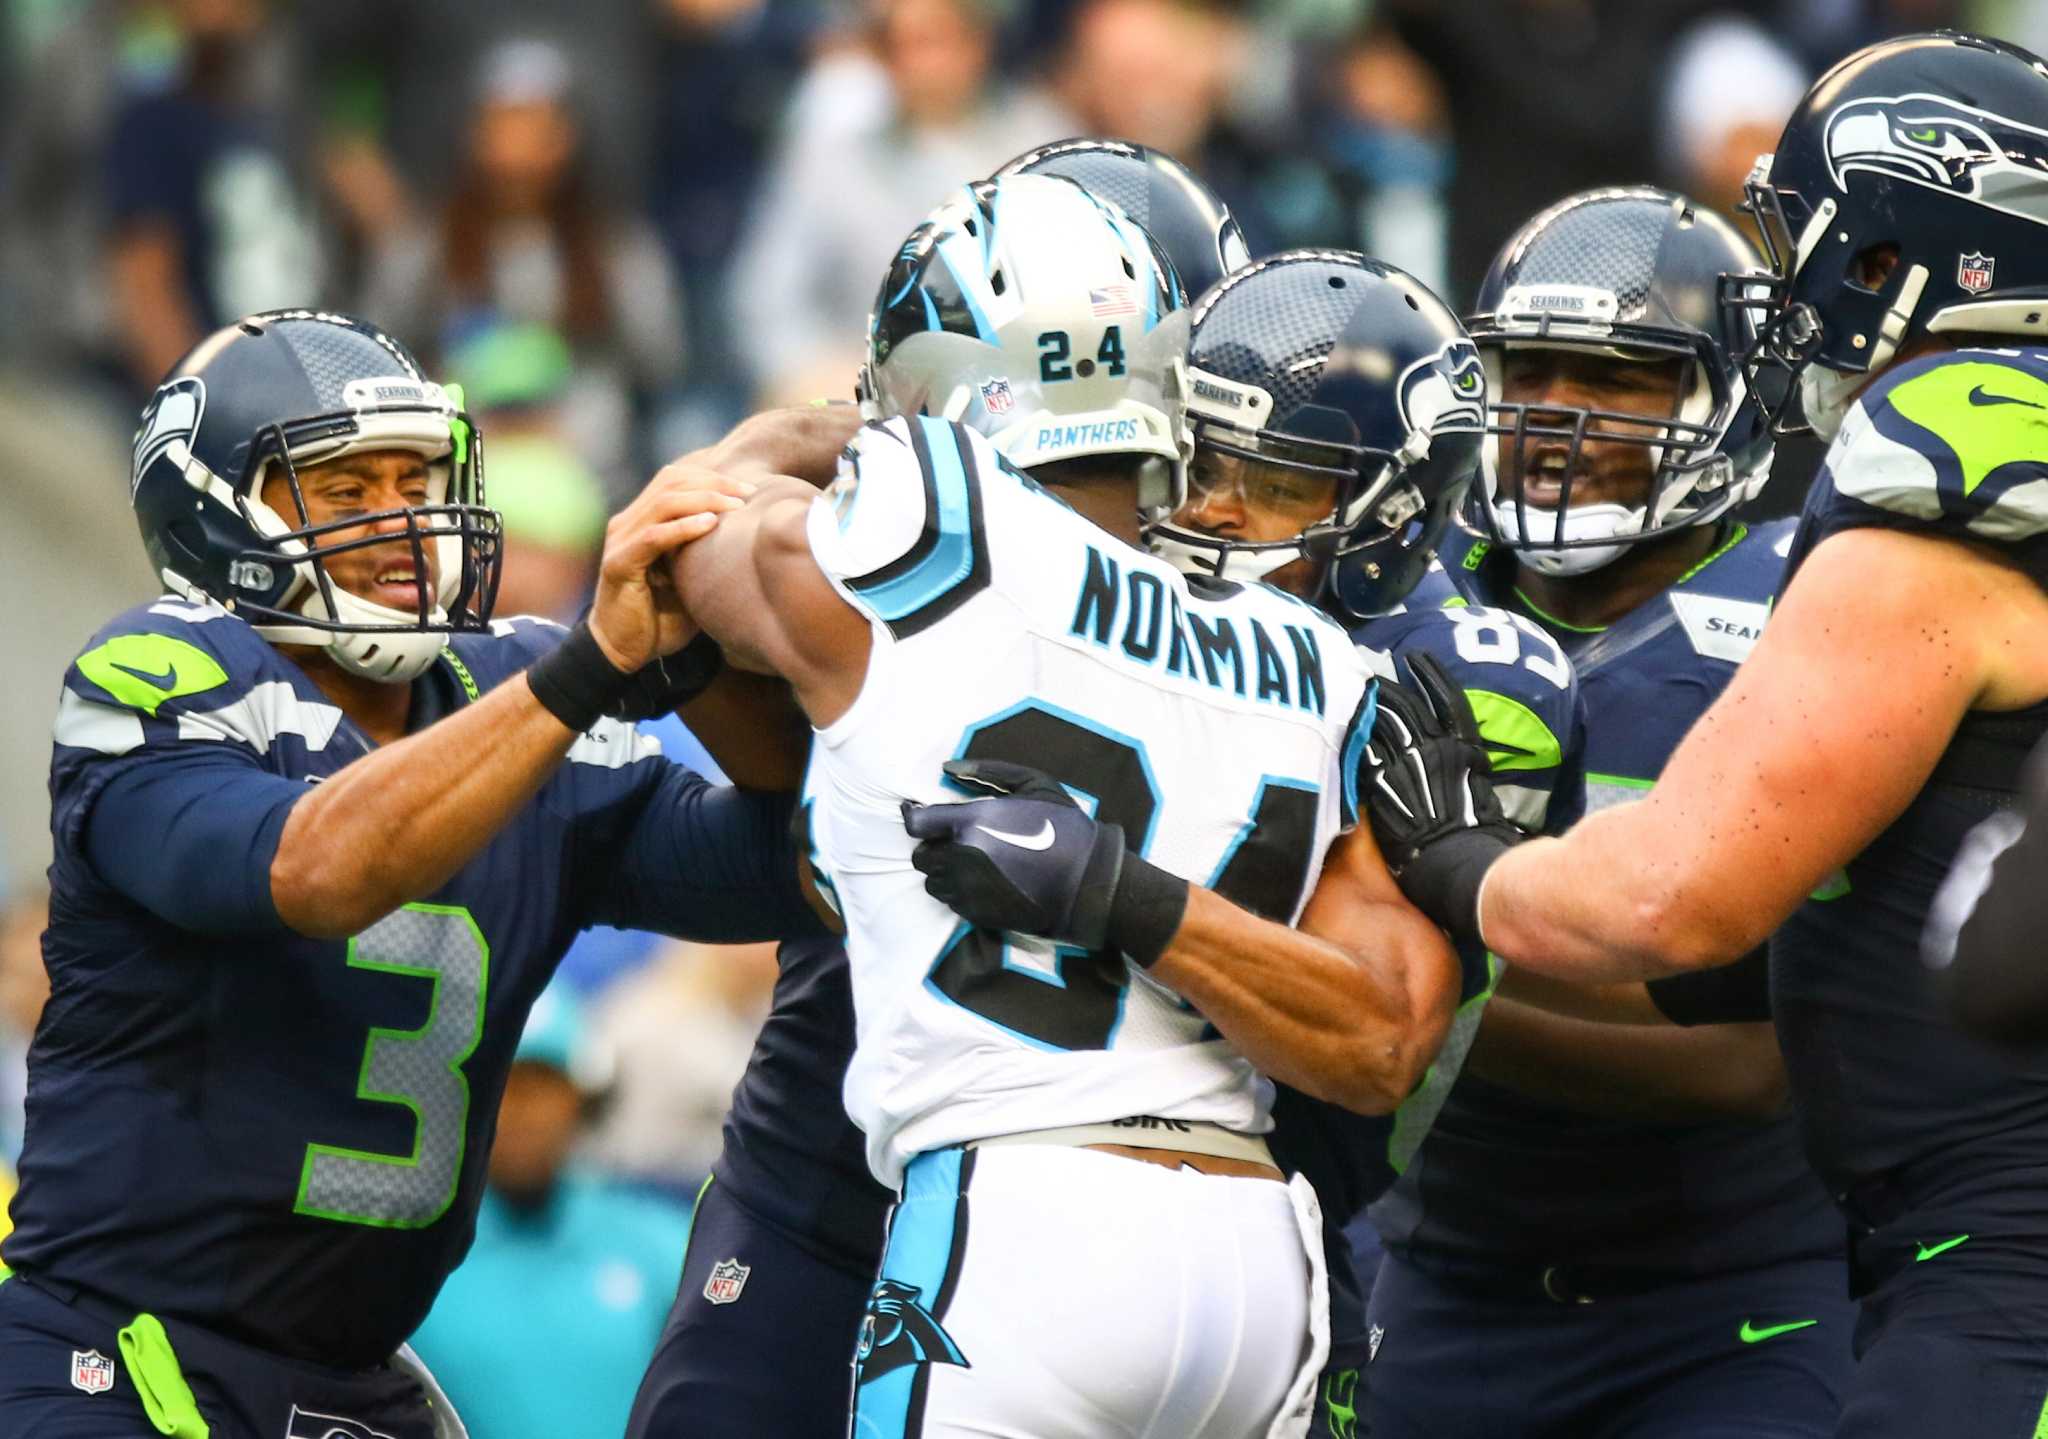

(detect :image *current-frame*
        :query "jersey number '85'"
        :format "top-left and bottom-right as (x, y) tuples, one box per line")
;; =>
(927, 702), (1320, 1051)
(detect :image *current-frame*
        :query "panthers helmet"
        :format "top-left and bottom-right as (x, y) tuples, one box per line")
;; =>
(1468, 187), (1774, 576)
(860, 173), (1190, 521)
(1732, 31), (2048, 437)
(131, 310), (502, 683)
(996, 137), (1252, 300)
(1151, 250), (1486, 618)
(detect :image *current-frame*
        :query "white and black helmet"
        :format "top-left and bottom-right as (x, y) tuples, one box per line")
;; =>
(859, 173), (1191, 521)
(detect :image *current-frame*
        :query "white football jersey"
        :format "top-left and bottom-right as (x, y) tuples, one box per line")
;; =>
(805, 416), (1389, 1188)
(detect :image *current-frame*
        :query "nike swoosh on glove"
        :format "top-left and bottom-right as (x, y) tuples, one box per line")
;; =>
(902, 759), (1127, 950)
(1362, 654), (1523, 940)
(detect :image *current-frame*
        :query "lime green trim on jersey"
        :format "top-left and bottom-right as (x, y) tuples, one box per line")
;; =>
(1739, 1318), (1818, 1344)
(119, 1313), (210, 1438)
(2032, 1386), (2048, 1439)
(1674, 521), (1750, 586)
(440, 647), (481, 703)
(1510, 588), (1607, 634)
(76, 634), (229, 717)
(1320, 1366), (1362, 1439)
(1465, 689), (1564, 773)
(1585, 772), (1656, 792)
(1915, 1233), (1971, 1262)
(1439, 595), (1470, 609)
(1809, 870), (1852, 902)
(1886, 361), (2048, 497)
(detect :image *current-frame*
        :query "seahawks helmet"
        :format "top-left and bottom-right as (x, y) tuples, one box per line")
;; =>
(996, 138), (1252, 300)
(1150, 250), (1486, 618)
(1468, 187), (1774, 577)
(131, 310), (502, 683)
(1732, 31), (2048, 437)
(860, 173), (1190, 520)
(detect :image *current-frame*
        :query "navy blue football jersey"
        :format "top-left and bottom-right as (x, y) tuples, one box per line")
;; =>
(4, 598), (821, 1366)
(1371, 522), (1845, 1274)
(1770, 348), (2048, 1256)
(1272, 568), (1585, 1346)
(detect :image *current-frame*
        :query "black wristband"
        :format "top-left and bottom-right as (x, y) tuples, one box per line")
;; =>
(1107, 853), (1191, 969)
(528, 620), (634, 733)
(1398, 825), (1516, 942)
(606, 630), (726, 721)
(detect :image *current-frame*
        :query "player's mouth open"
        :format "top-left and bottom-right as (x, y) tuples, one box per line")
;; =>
(1516, 449), (1574, 507)
(372, 568), (425, 609)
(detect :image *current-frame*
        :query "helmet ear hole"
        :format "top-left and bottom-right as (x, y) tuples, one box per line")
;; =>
(1848, 243), (1900, 294)
(990, 270), (1006, 297)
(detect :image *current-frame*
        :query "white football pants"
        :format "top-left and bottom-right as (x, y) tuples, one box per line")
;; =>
(850, 1143), (1327, 1439)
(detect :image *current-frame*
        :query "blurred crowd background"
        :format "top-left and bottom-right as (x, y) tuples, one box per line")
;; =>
(0, 0), (2040, 1432)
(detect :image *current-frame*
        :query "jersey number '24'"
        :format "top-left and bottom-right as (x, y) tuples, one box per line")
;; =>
(927, 702), (1320, 1050)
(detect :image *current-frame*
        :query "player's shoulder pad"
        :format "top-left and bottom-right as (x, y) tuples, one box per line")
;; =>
(55, 596), (319, 758)
(455, 613), (570, 685)
(808, 414), (1001, 640)
(1357, 601), (1576, 783)
(1827, 345), (2048, 545)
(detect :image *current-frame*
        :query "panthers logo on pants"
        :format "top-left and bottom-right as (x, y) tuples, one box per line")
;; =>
(856, 1279), (969, 1384)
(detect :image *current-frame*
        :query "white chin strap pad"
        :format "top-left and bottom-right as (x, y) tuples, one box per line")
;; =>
(1147, 522), (1305, 585)
(1491, 498), (1642, 577)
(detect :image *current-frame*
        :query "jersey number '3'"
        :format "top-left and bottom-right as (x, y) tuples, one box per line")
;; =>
(295, 903), (490, 1229)
(927, 702), (1320, 1050)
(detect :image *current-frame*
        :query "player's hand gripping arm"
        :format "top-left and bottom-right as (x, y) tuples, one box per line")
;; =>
(269, 472), (752, 938)
(904, 760), (1460, 1115)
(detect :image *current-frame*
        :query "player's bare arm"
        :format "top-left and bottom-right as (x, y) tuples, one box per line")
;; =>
(1381, 525), (2048, 984)
(662, 467), (871, 723)
(904, 758), (1460, 1116)
(271, 467), (751, 937)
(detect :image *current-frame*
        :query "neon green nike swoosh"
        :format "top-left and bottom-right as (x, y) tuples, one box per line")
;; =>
(1915, 1234), (1971, 1262)
(1739, 1319), (1819, 1344)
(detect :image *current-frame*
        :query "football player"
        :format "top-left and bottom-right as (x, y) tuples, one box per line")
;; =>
(1142, 247), (1584, 1437)
(1358, 185), (1856, 1439)
(623, 141), (1258, 1439)
(660, 173), (1465, 1437)
(1366, 34), (2048, 1436)
(0, 311), (833, 1439)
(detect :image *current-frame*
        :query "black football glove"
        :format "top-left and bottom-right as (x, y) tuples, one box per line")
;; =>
(902, 759), (1187, 966)
(1363, 653), (1523, 940)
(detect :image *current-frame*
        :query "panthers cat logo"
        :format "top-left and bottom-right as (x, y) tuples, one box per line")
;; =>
(854, 1278), (969, 1384)
(1825, 93), (2048, 226)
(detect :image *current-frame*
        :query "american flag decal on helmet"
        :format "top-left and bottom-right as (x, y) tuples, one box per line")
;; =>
(1090, 285), (1137, 317)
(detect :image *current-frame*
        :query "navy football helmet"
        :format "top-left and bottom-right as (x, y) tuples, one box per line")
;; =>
(1467, 186), (1774, 576)
(996, 138), (1252, 301)
(1731, 31), (2048, 436)
(1149, 250), (1486, 618)
(132, 310), (502, 682)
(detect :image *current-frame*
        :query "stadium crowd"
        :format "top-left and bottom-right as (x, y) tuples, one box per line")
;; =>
(3, 1), (2046, 1436)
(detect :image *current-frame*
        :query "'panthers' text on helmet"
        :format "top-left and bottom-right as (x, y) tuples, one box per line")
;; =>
(1468, 186), (1775, 576)
(131, 310), (502, 683)
(1735, 30), (2048, 436)
(860, 173), (1191, 522)
(996, 138), (1252, 302)
(1150, 250), (1485, 618)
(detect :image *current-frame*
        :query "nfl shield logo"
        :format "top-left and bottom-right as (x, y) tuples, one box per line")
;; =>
(71, 1349), (115, 1395)
(704, 1257), (751, 1305)
(979, 378), (1014, 415)
(1958, 252), (1996, 294)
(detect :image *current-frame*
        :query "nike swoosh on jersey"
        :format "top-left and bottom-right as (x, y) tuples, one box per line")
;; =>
(975, 820), (1056, 851)
(1915, 1233), (1971, 1262)
(1968, 384), (2047, 410)
(1738, 1319), (1818, 1344)
(109, 661), (179, 690)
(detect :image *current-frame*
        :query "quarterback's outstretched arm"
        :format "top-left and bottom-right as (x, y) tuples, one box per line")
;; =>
(1468, 527), (2039, 982)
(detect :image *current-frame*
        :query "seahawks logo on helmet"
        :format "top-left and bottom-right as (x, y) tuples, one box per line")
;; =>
(131, 376), (206, 499)
(1398, 339), (1488, 441)
(855, 1278), (969, 1385)
(1825, 93), (2048, 225)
